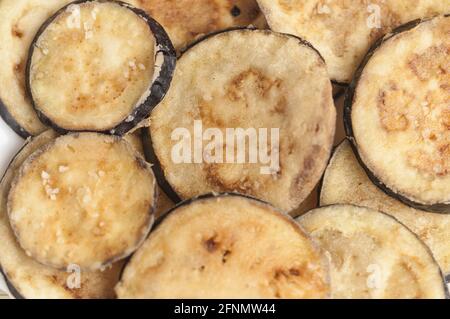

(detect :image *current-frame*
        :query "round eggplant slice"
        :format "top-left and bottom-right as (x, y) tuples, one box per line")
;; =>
(320, 140), (450, 286)
(148, 29), (336, 212)
(257, 0), (449, 84)
(298, 204), (447, 299)
(0, 131), (124, 299)
(116, 194), (330, 299)
(346, 15), (450, 212)
(0, 0), (75, 137)
(7, 133), (157, 271)
(127, 0), (267, 51)
(27, 0), (176, 135)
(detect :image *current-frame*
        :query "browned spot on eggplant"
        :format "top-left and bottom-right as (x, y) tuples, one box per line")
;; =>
(11, 24), (23, 38)
(409, 45), (449, 82)
(227, 68), (282, 102)
(222, 250), (231, 263)
(376, 83), (412, 132)
(204, 236), (219, 253)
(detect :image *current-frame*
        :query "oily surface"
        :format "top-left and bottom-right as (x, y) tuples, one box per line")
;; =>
(352, 16), (450, 205)
(321, 140), (450, 281)
(257, 0), (449, 83)
(0, 131), (124, 299)
(116, 196), (330, 298)
(8, 133), (156, 271)
(151, 30), (335, 212)
(29, 1), (155, 131)
(299, 205), (446, 299)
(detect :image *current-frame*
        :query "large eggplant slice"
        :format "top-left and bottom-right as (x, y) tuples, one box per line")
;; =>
(116, 194), (330, 298)
(345, 15), (450, 212)
(7, 133), (157, 271)
(320, 140), (450, 290)
(257, 0), (449, 84)
(298, 204), (447, 299)
(146, 29), (336, 212)
(127, 0), (267, 51)
(26, 0), (176, 135)
(0, 0), (75, 137)
(0, 131), (124, 299)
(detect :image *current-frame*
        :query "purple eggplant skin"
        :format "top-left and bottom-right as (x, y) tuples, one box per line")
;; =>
(142, 127), (181, 204)
(343, 16), (450, 214)
(25, 0), (176, 136)
(0, 99), (32, 139)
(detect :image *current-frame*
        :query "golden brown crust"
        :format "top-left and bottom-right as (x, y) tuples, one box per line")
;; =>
(116, 195), (330, 298)
(351, 16), (450, 205)
(29, 1), (156, 131)
(8, 133), (156, 271)
(0, 131), (124, 299)
(0, 0), (74, 135)
(298, 205), (446, 299)
(127, 0), (266, 50)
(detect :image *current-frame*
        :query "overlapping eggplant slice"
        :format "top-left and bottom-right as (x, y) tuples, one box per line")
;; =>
(0, 0), (75, 137)
(26, 0), (176, 135)
(0, 131), (125, 299)
(257, 0), (449, 84)
(7, 133), (157, 271)
(146, 29), (336, 212)
(320, 140), (450, 290)
(298, 204), (447, 299)
(116, 194), (330, 299)
(127, 0), (267, 51)
(345, 15), (450, 212)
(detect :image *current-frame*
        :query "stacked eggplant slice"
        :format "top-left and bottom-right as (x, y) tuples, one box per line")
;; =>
(117, 194), (330, 299)
(146, 28), (336, 212)
(257, 0), (448, 84)
(0, 0), (448, 300)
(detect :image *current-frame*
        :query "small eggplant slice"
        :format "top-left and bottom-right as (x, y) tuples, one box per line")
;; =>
(7, 133), (157, 271)
(116, 194), (330, 299)
(0, 0), (75, 137)
(147, 29), (336, 212)
(0, 131), (124, 299)
(257, 0), (449, 84)
(298, 204), (447, 299)
(345, 15), (450, 212)
(27, 0), (176, 135)
(320, 140), (450, 287)
(127, 0), (267, 51)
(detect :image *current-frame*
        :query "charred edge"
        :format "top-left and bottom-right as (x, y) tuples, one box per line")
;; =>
(25, 0), (176, 136)
(343, 16), (450, 214)
(141, 128), (182, 204)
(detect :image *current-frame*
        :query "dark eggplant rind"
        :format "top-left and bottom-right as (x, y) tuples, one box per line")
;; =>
(115, 193), (330, 299)
(26, 0), (176, 136)
(0, 104), (31, 139)
(344, 16), (450, 214)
